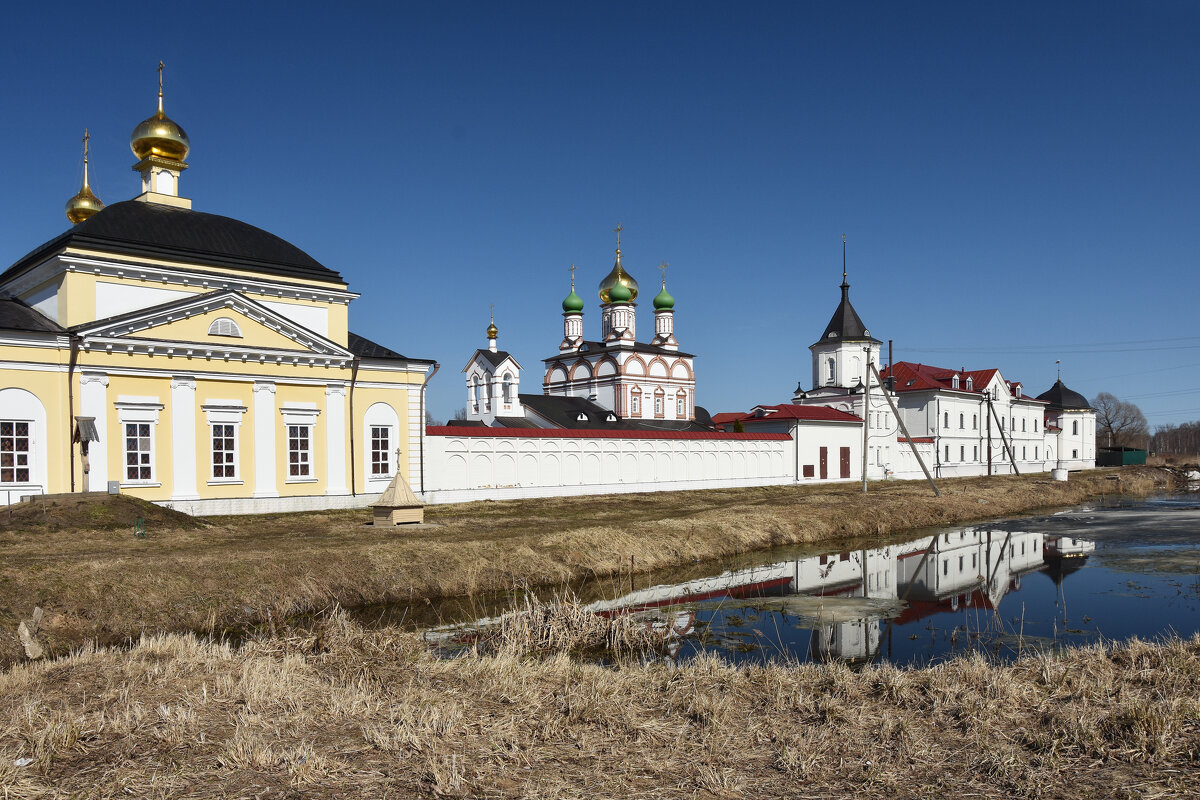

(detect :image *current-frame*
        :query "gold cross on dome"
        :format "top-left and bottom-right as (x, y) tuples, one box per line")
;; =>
(489, 302), (494, 322)
(568, 263), (577, 288)
(82, 128), (90, 159)
(659, 260), (668, 286)
(158, 61), (164, 94)
(613, 222), (623, 249)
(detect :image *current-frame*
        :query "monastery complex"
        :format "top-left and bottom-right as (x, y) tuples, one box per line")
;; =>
(0, 74), (1096, 512)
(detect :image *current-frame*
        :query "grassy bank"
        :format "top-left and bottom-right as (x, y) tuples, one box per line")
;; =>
(0, 467), (1175, 665)
(2, 612), (1198, 798)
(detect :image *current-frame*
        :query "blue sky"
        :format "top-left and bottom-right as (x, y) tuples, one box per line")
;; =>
(2, 1), (1197, 427)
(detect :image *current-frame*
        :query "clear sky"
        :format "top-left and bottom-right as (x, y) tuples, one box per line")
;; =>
(2, 1), (1197, 427)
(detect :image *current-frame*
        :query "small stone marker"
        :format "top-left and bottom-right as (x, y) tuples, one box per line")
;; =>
(17, 606), (44, 660)
(372, 472), (424, 526)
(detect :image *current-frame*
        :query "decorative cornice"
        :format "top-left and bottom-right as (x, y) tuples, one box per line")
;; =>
(1, 252), (358, 304)
(170, 375), (197, 390)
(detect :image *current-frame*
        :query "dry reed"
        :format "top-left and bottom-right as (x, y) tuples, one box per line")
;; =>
(1, 610), (1198, 798)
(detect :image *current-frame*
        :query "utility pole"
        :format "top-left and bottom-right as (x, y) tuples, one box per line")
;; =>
(862, 346), (871, 493)
(871, 363), (939, 496)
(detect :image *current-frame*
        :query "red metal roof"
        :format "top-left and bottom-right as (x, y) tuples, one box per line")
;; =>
(721, 404), (863, 426)
(880, 361), (1044, 400)
(426, 426), (791, 441)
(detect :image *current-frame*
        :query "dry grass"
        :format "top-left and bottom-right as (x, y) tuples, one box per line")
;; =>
(1, 610), (1198, 798)
(0, 466), (1178, 667)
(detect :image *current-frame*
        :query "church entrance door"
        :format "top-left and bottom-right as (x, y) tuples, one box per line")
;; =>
(819, 447), (828, 480)
(839, 447), (851, 479)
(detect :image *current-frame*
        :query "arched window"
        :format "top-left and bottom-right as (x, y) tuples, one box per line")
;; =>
(207, 317), (242, 337)
(1072, 420), (1078, 435)
(944, 411), (950, 429)
(502, 373), (512, 403)
(630, 387), (641, 416)
(826, 357), (836, 386)
(676, 392), (686, 417)
(471, 376), (480, 410)
(951, 375), (960, 389)
(959, 413), (964, 429)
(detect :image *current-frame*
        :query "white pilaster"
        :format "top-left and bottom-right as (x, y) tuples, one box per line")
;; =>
(79, 372), (109, 489)
(170, 376), (200, 500)
(325, 383), (349, 495)
(253, 381), (278, 498)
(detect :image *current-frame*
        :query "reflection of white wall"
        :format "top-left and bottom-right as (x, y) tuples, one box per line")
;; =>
(0, 387), (49, 502)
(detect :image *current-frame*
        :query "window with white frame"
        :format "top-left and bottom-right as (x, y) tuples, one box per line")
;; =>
(944, 411), (950, 428)
(211, 424), (237, 479)
(202, 401), (247, 483)
(502, 373), (513, 404)
(654, 395), (664, 416)
(115, 397), (163, 485)
(630, 392), (640, 416)
(1072, 420), (1078, 435)
(371, 426), (390, 476)
(959, 413), (964, 429)
(281, 404), (320, 482)
(0, 421), (31, 484)
(826, 357), (835, 385)
(125, 422), (154, 482)
(973, 413), (977, 429)
(287, 425), (312, 478)
(676, 393), (686, 416)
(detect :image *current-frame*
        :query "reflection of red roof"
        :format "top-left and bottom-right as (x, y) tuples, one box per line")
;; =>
(427, 427), (790, 440)
(898, 436), (934, 444)
(723, 404), (863, 426)
(893, 587), (997, 625)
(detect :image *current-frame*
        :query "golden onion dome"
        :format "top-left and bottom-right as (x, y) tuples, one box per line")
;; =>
(66, 129), (104, 224)
(131, 106), (190, 161)
(65, 184), (104, 224)
(486, 321), (499, 339)
(131, 65), (189, 161)
(598, 248), (639, 304)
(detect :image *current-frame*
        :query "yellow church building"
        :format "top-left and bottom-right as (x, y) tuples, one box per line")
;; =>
(0, 71), (435, 514)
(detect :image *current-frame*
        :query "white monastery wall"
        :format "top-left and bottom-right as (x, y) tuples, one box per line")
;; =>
(423, 429), (793, 504)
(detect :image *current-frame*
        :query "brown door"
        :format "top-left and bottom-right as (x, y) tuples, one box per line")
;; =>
(819, 447), (828, 480)
(839, 446), (851, 479)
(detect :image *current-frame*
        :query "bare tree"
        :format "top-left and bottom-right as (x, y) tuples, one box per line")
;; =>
(451, 407), (468, 421)
(1092, 392), (1149, 449)
(425, 410), (440, 427)
(1152, 421), (1200, 459)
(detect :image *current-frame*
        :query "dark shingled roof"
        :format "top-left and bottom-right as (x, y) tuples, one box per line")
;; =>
(348, 332), (434, 364)
(1, 200), (344, 286)
(1036, 379), (1093, 411)
(543, 340), (695, 363)
(0, 295), (65, 334)
(815, 280), (881, 346)
(477, 349), (516, 368)
(520, 394), (715, 432)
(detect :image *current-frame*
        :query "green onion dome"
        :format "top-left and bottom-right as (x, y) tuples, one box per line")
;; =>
(562, 286), (585, 313)
(608, 281), (633, 303)
(653, 283), (675, 311)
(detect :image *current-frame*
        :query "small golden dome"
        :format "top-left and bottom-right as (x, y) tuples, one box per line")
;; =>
(66, 185), (104, 224)
(130, 63), (189, 162)
(66, 129), (104, 224)
(131, 107), (190, 161)
(598, 248), (639, 304)
(486, 321), (498, 339)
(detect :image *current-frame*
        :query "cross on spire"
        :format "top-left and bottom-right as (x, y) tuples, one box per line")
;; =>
(1056, 359), (1062, 381)
(489, 302), (494, 323)
(659, 260), (669, 287)
(568, 263), (577, 289)
(613, 222), (623, 250)
(157, 61), (165, 112)
(82, 128), (90, 160)
(841, 234), (848, 286)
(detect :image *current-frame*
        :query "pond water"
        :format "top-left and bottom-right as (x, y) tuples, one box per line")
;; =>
(369, 492), (1200, 667)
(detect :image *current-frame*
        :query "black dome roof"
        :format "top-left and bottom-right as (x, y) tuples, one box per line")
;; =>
(814, 280), (881, 346)
(1, 200), (342, 285)
(1037, 379), (1093, 411)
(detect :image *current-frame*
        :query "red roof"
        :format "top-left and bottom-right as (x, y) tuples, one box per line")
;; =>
(880, 361), (1052, 401)
(718, 404), (863, 427)
(897, 436), (934, 444)
(426, 426), (790, 441)
(710, 412), (745, 426)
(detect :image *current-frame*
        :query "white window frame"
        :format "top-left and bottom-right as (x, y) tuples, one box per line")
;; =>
(676, 394), (686, 417)
(654, 395), (664, 416)
(0, 420), (32, 485)
(281, 404), (320, 484)
(202, 401), (247, 485)
(207, 317), (243, 338)
(370, 424), (393, 478)
(115, 397), (163, 487)
(630, 392), (640, 416)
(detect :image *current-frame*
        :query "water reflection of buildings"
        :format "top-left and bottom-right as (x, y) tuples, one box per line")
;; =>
(592, 527), (1056, 662)
(427, 527), (1094, 664)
